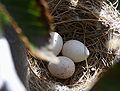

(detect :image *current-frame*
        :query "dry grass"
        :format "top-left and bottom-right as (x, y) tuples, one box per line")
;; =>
(28, 0), (120, 91)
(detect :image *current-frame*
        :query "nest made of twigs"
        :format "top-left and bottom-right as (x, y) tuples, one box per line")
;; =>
(28, 0), (120, 91)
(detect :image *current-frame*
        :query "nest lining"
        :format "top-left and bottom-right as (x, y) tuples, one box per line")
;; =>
(28, 0), (120, 91)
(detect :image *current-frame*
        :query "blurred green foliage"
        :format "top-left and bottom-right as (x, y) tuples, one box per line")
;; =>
(0, 11), (9, 25)
(1, 0), (49, 48)
(91, 62), (120, 91)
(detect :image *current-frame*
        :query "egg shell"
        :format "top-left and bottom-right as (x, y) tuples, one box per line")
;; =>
(48, 56), (75, 79)
(49, 32), (63, 56)
(62, 40), (90, 63)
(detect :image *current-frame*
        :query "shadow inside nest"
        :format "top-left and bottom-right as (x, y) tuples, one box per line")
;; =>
(28, 0), (120, 91)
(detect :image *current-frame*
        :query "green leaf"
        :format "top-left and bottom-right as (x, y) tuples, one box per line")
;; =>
(0, 9), (10, 36)
(0, 25), (3, 36)
(1, 0), (49, 48)
(0, 11), (10, 25)
(91, 62), (120, 91)
(0, 1), (59, 64)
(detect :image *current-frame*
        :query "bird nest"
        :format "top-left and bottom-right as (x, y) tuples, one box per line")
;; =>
(28, 0), (120, 91)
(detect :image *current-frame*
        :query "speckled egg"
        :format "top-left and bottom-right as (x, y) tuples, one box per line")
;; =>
(48, 56), (75, 79)
(62, 40), (90, 63)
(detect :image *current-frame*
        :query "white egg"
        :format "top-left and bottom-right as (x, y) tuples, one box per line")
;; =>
(62, 40), (90, 63)
(49, 32), (63, 56)
(48, 56), (75, 79)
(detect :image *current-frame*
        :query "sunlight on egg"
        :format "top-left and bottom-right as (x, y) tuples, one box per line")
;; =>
(49, 32), (63, 56)
(62, 40), (90, 63)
